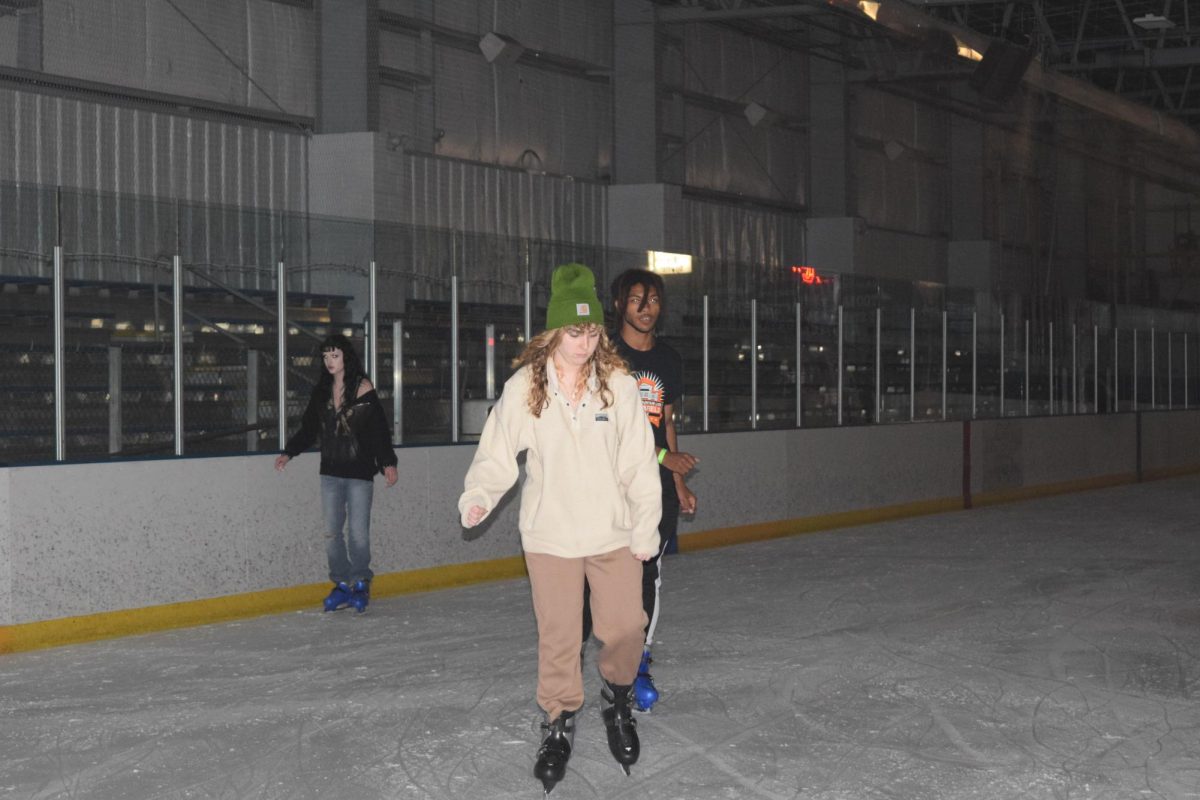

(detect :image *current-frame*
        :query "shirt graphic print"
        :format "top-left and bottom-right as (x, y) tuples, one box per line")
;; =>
(633, 371), (666, 428)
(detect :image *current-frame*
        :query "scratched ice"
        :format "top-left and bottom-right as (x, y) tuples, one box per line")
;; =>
(3, 476), (1200, 799)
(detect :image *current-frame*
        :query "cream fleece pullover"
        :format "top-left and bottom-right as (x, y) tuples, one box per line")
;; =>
(458, 365), (663, 558)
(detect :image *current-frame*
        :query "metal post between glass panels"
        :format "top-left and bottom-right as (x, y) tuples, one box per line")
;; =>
(246, 350), (258, 452)
(277, 260), (287, 449)
(392, 320), (403, 444)
(173, 254), (184, 456)
(751, 299), (758, 430)
(1168, 332), (1173, 410)
(524, 281), (532, 344)
(485, 323), (496, 400)
(109, 345), (122, 454)
(1186, 333), (1190, 410)
(875, 306), (881, 424)
(1075, 323), (1084, 417)
(837, 304), (844, 426)
(368, 261), (378, 383)
(797, 302), (803, 428)
(1151, 327), (1156, 409)
(941, 310), (946, 420)
(1049, 322), (1055, 414)
(1024, 319), (1029, 417)
(971, 311), (977, 419)
(1093, 324), (1099, 413)
(53, 245), (65, 461)
(1133, 329), (1139, 410)
(451, 274), (460, 443)
(999, 313), (1005, 417)
(909, 307), (915, 421)
(1112, 328), (1118, 412)
(703, 295), (710, 432)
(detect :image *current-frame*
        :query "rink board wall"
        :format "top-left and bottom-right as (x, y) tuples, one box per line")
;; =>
(2, 411), (1200, 638)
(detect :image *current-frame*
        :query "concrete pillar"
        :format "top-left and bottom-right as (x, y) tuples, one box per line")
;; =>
(947, 101), (996, 292)
(307, 133), (377, 319)
(318, 0), (379, 134)
(805, 217), (862, 274)
(608, 183), (686, 254)
(808, 33), (849, 217)
(613, 0), (658, 184)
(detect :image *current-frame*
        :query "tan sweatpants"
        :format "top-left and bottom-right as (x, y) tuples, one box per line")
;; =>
(524, 547), (648, 721)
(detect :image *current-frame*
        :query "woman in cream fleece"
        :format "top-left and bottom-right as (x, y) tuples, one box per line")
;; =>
(459, 263), (662, 792)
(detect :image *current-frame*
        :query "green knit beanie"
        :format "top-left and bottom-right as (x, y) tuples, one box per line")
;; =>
(545, 263), (605, 330)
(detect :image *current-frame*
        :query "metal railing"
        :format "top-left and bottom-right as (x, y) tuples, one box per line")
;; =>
(2, 182), (1199, 464)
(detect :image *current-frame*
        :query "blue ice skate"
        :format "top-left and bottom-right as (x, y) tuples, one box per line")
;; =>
(323, 581), (353, 612)
(349, 579), (370, 613)
(633, 649), (658, 712)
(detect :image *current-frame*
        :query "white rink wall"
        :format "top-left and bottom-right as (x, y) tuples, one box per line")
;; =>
(2, 411), (1199, 627)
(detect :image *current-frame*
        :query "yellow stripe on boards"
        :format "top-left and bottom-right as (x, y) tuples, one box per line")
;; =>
(1140, 464), (1200, 482)
(5, 465), (1200, 656)
(971, 473), (1137, 507)
(677, 497), (964, 553)
(0, 555), (527, 656)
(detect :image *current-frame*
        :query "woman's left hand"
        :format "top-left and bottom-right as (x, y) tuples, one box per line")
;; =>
(383, 466), (398, 487)
(632, 551), (655, 562)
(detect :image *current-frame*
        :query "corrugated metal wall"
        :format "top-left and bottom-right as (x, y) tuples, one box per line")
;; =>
(373, 147), (608, 305)
(683, 196), (804, 273)
(853, 86), (950, 238)
(377, 0), (611, 180)
(40, 0), (315, 118)
(0, 85), (309, 285)
(667, 23), (808, 207)
(392, 151), (606, 244)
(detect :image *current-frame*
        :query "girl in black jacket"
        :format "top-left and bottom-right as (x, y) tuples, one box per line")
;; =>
(275, 335), (398, 612)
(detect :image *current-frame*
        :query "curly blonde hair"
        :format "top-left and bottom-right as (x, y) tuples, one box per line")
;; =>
(514, 324), (627, 417)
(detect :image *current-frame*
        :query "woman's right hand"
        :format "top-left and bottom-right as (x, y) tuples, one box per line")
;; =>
(274, 454), (290, 471)
(465, 505), (488, 527)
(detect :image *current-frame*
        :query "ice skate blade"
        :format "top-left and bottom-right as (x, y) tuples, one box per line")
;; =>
(619, 764), (631, 776)
(541, 778), (558, 795)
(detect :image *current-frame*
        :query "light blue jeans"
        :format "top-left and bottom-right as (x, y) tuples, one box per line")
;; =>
(320, 475), (375, 584)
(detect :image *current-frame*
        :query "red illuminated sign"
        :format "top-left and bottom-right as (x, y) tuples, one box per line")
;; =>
(790, 265), (824, 285)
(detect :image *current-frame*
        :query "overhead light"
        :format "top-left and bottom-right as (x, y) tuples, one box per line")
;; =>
(1133, 14), (1175, 30)
(647, 251), (692, 275)
(954, 36), (984, 62)
(479, 31), (525, 64)
(857, 1), (881, 22)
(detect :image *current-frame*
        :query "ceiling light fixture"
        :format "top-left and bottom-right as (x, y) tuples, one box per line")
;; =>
(1132, 14), (1175, 30)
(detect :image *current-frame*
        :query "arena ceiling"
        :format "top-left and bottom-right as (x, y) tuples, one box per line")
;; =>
(656, 0), (1200, 136)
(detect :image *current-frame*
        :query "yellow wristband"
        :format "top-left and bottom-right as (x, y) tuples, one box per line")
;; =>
(657, 448), (668, 464)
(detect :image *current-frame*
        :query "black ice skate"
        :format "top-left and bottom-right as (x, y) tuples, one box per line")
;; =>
(533, 709), (575, 795)
(600, 679), (639, 775)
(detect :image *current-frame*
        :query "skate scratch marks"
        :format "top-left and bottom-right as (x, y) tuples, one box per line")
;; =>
(929, 705), (1012, 768)
(611, 712), (796, 800)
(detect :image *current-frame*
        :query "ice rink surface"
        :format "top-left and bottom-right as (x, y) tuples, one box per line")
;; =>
(4, 476), (1200, 800)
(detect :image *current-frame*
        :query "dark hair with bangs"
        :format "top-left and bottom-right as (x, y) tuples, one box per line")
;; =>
(315, 333), (367, 408)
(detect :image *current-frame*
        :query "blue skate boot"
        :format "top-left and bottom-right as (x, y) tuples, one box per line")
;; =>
(349, 579), (370, 613)
(633, 649), (659, 713)
(323, 581), (353, 612)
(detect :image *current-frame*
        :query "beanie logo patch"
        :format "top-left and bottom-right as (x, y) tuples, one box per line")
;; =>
(576, 303), (590, 316)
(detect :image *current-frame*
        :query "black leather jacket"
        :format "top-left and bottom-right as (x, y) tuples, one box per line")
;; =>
(283, 380), (398, 481)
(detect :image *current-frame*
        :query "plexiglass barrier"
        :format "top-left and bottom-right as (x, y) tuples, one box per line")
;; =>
(2, 181), (1200, 464)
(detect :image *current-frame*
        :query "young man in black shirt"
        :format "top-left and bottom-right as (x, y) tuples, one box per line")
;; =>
(584, 268), (698, 712)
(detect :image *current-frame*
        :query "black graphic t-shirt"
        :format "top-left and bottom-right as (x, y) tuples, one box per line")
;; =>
(615, 336), (683, 489)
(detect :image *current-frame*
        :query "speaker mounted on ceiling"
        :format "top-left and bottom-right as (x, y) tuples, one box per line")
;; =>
(969, 41), (1033, 103)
